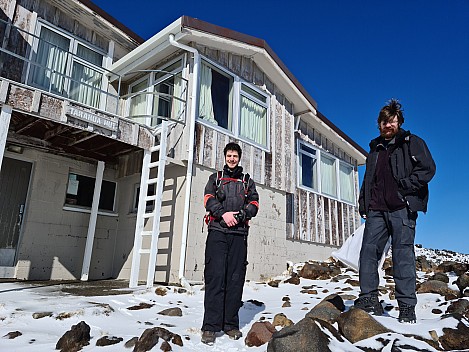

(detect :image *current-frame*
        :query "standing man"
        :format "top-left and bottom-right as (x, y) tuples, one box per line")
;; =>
(201, 142), (259, 345)
(355, 99), (436, 323)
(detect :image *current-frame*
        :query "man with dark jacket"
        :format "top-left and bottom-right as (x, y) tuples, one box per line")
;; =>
(201, 142), (259, 345)
(355, 99), (436, 323)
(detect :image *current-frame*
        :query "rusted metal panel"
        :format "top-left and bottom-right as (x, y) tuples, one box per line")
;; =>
(293, 191), (300, 240)
(331, 199), (338, 246)
(284, 110), (293, 193)
(252, 146), (262, 183)
(308, 191), (316, 242)
(240, 141), (250, 176)
(274, 101), (283, 190)
(299, 189), (308, 241)
(338, 202), (344, 242)
(203, 127), (214, 168)
(348, 204), (355, 238)
(7, 85), (34, 112)
(38, 94), (63, 121)
(252, 62), (264, 87)
(264, 151), (272, 187)
(317, 195), (323, 243)
(215, 131), (226, 171)
(324, 197), (331, 245)
(228, 53), (242, 76)
(194, 123), (203, 165)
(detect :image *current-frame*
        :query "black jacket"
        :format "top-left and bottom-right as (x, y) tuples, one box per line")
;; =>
(359, 129), (436, 215)
(204, 165), (259, 234)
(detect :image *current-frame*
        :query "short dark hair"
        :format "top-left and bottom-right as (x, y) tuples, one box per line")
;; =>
(223, 142), (242, 158)
(378, 99), (404, 126)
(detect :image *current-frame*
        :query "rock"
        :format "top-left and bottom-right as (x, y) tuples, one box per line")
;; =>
(440, 321), (469, 351)
(160, 340), (171, 351)
(267, 317), (339, 352)
(446, 299), (469, 318)
(124, 337), (138, 348)
(305, 294), (344, 324)
(55, 321), (91, 352)
(455, 273), (469, 293)
(268, 280), (281, 288)
(436, 261), (468, 276)
(298, 262), (340, 280)
(417, 280), (460, 300)
(32, 312), (53, 319)
(134, 328), (159, 352)
(344, 279), (360, 286)
(155, 287), (167, 296)
(431, 272), (449, 283)
(337, 308), (391, 343)
(284, 273), (300, 285)
(157, 308), (182, 317)
(300, 289), (317, 294)
(3, 331), (22, 339)
(127, 302), (155, 310)
(95, 336), (123, 346)
(246, 299), (264, 307)
(273, 313), (293, 328)
(171, 334), (183, 346)
(282, 301), (291, 308)
(416, 255), (434, 272)
(432, 308), (443, 314)
(245, 321), (277, 347)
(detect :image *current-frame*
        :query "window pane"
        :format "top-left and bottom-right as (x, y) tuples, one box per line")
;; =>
(239, 95), (267, 145)
(199, 62), (232, 130)
(70, 61), (102, 107)
(65, 173), (116, 211)
(321, 154), (337, 197)
(129, 79), (148, 123)
(76, 44), (103, 66)
(340, 163), (355, 203)
(30, 27), (70, 94)
(241, 84), (267, 103)
(300, 152), (318, 190)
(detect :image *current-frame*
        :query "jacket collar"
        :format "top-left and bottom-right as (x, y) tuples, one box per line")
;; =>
(369, 129), (411, 151)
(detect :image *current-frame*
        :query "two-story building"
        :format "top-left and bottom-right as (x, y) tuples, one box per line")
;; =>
(0, 0), (366, 287)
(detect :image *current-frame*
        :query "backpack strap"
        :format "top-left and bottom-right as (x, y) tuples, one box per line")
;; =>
(242, 173), (250, 194)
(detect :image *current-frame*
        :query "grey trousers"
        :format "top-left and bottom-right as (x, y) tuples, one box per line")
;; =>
(359, 208), (417, 306)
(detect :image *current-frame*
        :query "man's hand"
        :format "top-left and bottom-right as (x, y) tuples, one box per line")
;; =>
(222, 212), (239, 227)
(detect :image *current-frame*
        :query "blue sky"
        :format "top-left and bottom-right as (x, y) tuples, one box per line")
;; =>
(92, 0), (469, 254)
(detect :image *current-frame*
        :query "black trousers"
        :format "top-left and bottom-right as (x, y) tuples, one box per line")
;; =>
(359, 208), (418, 306)
(202, 230), (248, 332)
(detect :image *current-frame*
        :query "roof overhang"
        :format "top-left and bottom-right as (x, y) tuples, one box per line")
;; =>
(110, 16), (367, 163)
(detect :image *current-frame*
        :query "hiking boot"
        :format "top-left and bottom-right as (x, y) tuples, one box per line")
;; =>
(398, 303), (416, 323)
(201, 330), (216, 345)
(354, 295), (384, 316)
(224, 329), (242, 340)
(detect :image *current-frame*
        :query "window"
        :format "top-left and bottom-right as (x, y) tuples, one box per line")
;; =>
(198, 58), (269, 148)
(132, 184), (155, 213)
(29, 23), (105, 108)
(298, 141), (355, 204)
(127, 58), (186, 128)
(65, 173), (116, 211)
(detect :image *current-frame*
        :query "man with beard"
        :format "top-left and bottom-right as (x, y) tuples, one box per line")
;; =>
(355, 99), (436, 323)
(201, 142), (259, 345)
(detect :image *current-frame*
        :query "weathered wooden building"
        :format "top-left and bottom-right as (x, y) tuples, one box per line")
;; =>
(0, 1), (367, 286)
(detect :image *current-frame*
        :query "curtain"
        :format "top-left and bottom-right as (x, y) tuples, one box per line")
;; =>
(321, 155), (337, 197)
(129, 80), (148, 124)
(172, 73), (186, 121)
(69, 45), (103, 108)
(30, 27), (69, 94)
(339, 164), (354, 202)
(198, 64), (216, 124)
(239, 95), (266, 145)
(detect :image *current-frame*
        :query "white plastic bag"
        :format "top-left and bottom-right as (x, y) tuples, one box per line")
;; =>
(331, 223), (391, 272)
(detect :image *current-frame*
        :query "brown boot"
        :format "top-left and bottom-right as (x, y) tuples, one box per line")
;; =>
(225, 329), (242, 340)
(201, 330), (216, 345)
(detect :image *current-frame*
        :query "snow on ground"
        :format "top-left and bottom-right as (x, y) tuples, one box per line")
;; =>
(0, 247), (468, 351)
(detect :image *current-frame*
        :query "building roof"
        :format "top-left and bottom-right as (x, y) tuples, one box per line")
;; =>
(110, 16), (367, 161)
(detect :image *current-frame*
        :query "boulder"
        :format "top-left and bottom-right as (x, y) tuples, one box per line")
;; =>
(431, 272), (449, 283)
(273, 313), (293, 328)
(446, 299), (469, 318)
(440, 321), (469, 351)
(337, 308), (391, 343)
(305, 294), (344, 324)
(267, 317), (339, 352)
(95, 336), (123, 346)
(56, 321), (90, 352)
(417, 280), (460, 300)
(245, 321), (277, 347)
(298, 262), (341, 280)
(455, 273), (469, 293)
(157, 308), (182, 317)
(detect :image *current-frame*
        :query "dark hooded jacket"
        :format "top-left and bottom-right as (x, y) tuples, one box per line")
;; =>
(359, 129), (436, 215)
(204, 165), (259, 234)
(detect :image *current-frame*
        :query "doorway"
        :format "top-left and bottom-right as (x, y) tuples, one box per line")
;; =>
(0, 157), (32, 268)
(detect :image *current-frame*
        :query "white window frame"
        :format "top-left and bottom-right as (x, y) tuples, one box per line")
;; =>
(197, 57), (270, 151)
(126, 56), (185, 127)
(28, 20), (107, 110)
(297, 140), (356, 205)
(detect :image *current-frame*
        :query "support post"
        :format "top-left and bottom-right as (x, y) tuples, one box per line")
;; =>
(0, 105), (12, 172)
(81, 160), (105, 281)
